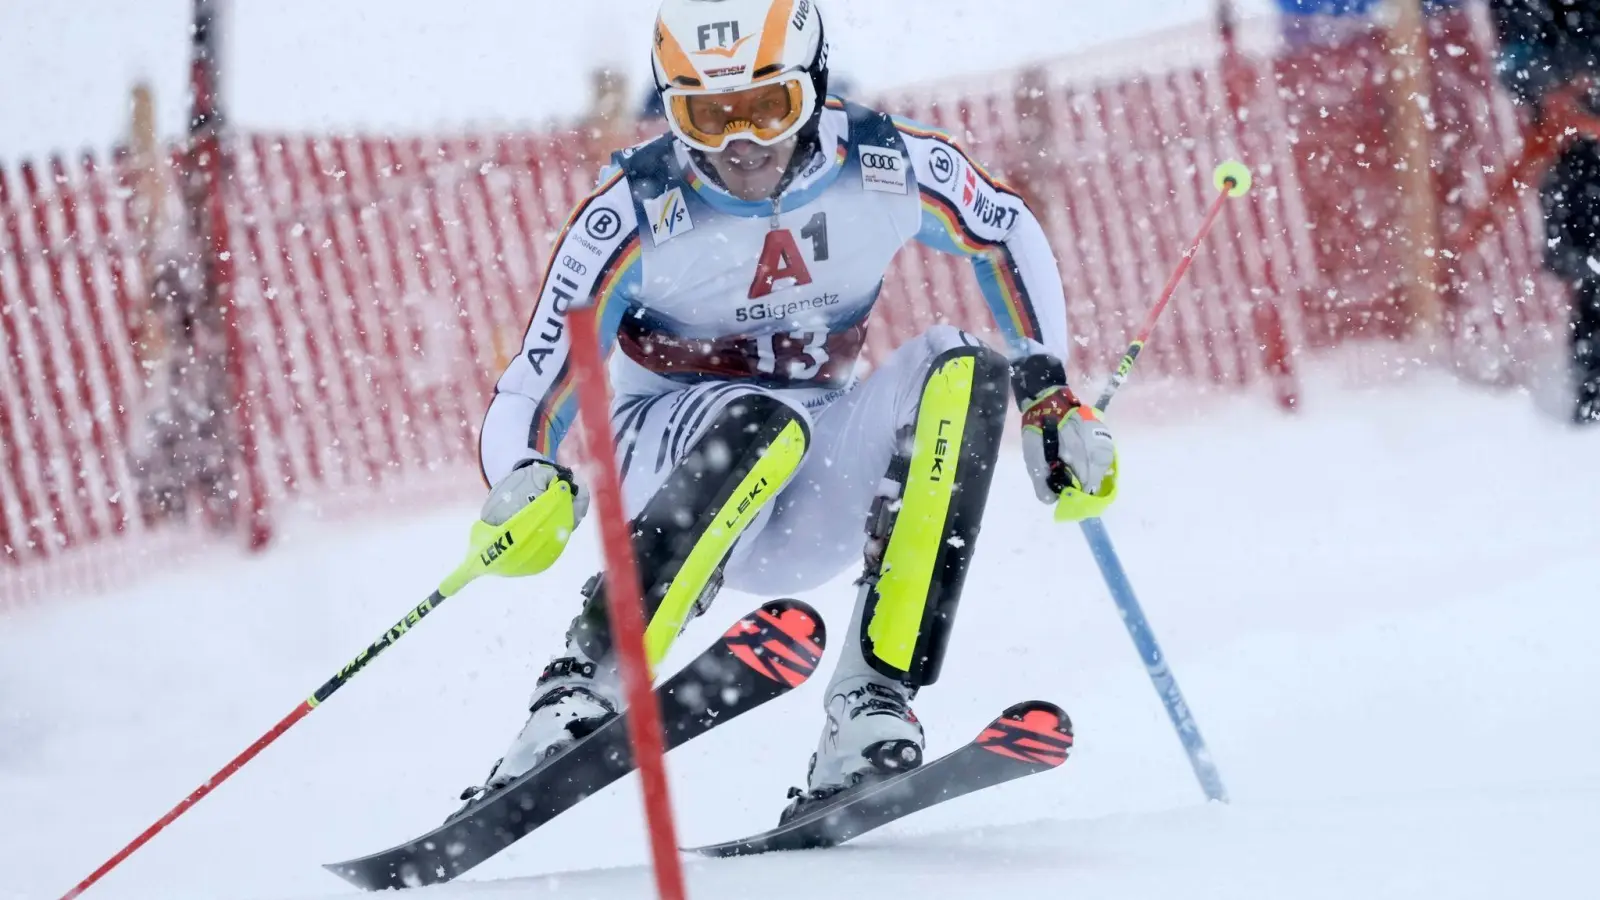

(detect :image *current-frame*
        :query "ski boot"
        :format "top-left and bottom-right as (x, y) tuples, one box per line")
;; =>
(779, 675), (925, 825)
(451, 653), (619, 818)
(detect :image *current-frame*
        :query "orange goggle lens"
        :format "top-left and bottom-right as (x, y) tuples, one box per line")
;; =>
(668, 79), (807, 149)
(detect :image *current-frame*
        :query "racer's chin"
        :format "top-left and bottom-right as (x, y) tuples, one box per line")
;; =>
(708, 138), (797, 202)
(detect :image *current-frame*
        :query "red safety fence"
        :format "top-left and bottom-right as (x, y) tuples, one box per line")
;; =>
(0, 7), (1569, 610)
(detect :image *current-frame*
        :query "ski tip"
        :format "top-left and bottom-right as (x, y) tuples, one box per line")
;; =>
(722, 599), (826, 687)
(319, 860), (379, 891)
(975, 700), (1074, 768)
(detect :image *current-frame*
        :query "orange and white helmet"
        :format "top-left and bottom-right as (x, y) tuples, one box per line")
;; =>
(651, 0), (830, 154)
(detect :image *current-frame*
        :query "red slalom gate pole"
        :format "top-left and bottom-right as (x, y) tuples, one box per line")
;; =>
(566, 303), (689, 900)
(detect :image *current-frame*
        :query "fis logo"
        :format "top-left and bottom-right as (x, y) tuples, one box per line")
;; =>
(480, 530), (516, 567)
(644, 187), (694, 245)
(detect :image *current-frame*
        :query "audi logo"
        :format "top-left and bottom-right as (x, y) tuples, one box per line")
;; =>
(861, 152), (902, 171)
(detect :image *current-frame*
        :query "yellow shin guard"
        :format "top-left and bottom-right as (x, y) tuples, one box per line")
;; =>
(569, 393), (810, 669)
(860, 347), (1010, 686)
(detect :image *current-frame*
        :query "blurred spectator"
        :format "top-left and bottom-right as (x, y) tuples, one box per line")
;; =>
(1489, 0), (1600, 424)
(130, 256), (234, 525)
(583, 67), (633, 151)
(126, 84), (236, 525)
(1274, 0), (1462, 48)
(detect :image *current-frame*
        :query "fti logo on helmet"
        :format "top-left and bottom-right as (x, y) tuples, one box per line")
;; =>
(696, 21), (748, 54)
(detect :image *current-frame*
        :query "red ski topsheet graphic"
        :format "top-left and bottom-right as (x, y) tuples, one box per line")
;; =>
(723, 602), (824, 686)
(977, 704), (1073, 767)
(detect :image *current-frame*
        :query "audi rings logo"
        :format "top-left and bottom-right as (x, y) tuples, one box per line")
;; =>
(861, 150), (903, 172)
(584, 207), (622, 241)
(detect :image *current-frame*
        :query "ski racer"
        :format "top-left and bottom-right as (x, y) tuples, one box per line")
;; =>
(466, 0), (1116, 822)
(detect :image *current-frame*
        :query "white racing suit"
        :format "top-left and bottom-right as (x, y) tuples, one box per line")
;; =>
(479, 98), (1074, 787)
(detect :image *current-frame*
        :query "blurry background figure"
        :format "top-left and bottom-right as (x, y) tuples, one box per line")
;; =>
(1275, 0), (1385, 46)
(1490, 0), (1600, 425)
(582, 67), (634, 163)
(126, 83), (236, 527)
(1274, 0), (1463, 47)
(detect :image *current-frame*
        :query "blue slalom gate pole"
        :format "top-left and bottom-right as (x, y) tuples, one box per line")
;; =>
(1079, 517), (1228, 803)
(1052, 162), (1252, 804)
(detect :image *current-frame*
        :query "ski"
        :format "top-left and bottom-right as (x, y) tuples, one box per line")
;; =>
(686, 700), (1072, 858)
(324, 598), (826, 890)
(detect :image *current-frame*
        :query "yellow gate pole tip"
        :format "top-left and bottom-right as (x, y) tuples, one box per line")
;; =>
(1213, 161), (1253, 197)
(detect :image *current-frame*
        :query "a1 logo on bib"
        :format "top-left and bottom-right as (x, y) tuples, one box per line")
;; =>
(858, 145), (908, 195)
(645, 187), (694, 245)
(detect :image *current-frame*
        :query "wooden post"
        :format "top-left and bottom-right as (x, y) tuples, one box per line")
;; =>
(582, 67), (634, 163)
(129, 83), (168, 367)
(1384, 0), (1445, 340)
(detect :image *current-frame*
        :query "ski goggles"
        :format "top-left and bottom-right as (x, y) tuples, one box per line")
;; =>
(663, 73), (816, 154)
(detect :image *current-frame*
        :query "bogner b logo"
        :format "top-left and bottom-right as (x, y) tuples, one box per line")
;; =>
(480, 530), (516, 566)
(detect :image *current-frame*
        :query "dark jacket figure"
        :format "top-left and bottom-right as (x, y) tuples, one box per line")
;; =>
(131, 254), (235, 527)
(1490, 0), (1600, 422)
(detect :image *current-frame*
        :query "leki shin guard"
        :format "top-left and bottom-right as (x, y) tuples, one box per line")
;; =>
(569, 392), (809, 668)
(857, 346), (1009, 686)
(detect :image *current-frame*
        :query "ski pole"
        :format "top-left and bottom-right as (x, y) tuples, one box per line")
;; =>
(1055, 161), (1252, 804)
(58, 488), (577, 900)
(1096, 160), (1253, 413)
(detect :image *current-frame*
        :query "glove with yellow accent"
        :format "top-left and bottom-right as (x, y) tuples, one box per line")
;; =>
(483, 458), (588, 526)
(474, 458), (590, 577)
(1012, 355), (1117, 505)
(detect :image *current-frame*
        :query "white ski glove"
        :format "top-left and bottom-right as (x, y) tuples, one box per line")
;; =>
(482, 457), (590, 528)
(1018, 381), (1117, 504)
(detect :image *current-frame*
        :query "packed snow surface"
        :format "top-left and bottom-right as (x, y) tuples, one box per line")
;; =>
(4, 372), (1598, 899)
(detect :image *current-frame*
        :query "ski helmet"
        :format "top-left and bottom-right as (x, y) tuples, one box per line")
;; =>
(651, 0), (830, 154)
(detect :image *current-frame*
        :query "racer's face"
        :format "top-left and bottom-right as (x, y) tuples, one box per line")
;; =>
(704, 136), (798, 202)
